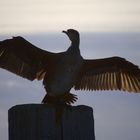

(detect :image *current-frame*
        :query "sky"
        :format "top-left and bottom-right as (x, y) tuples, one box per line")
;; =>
(0, 0), (140, 140)
(0, 0), (140, 33)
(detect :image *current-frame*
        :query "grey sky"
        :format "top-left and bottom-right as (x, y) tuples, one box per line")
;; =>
(0, 33), (140, 140)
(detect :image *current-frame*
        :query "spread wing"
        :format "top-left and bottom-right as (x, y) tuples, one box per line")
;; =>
(0, 36), (59, 81)
(74, 57), (140, 93)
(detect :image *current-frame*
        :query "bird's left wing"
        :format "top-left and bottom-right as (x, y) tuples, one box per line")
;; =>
(0, 36), (59, 81)
(74, 57), (140, 93)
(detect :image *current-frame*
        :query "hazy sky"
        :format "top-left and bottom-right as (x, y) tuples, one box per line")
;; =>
(0, 0), (140, 34)
(0, 33), (140, 140)
(0, 0), (140, 140)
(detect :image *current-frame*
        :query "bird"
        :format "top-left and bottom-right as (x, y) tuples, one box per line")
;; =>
(0, 29), (140, 105)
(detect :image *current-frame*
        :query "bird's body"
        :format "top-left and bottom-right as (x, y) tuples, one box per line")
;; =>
(43, 45), (83, 97)
(0, 29), (140, 105)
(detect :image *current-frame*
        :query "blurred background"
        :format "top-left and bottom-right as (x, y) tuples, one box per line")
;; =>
(0, 0), (140, 140)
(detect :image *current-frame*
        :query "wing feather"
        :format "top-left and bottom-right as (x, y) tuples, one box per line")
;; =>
(0, 37), (59, 80)
(75, 57), (140, 93)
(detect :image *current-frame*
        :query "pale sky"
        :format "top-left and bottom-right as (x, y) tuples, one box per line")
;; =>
(0, 0), (140, 34)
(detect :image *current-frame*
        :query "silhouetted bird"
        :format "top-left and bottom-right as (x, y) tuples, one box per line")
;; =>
(0, 29), (140, 105)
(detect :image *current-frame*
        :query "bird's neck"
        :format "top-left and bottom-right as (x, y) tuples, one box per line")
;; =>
(67, 40), (80, 54)
(71, 39), (80, 47)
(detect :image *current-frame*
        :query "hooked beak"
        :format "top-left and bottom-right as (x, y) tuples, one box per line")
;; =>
(62, 30), (67, 34)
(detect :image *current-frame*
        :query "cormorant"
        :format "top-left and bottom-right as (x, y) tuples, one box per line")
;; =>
(0, 29), (140, 105)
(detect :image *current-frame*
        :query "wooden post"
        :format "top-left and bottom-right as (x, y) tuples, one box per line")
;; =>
(8, 104), (95, 140)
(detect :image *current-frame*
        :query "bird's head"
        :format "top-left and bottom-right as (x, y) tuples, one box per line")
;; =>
(62, 29), (80, 43)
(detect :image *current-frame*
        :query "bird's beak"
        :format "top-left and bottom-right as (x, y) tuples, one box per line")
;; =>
(62, 30), (67, 34)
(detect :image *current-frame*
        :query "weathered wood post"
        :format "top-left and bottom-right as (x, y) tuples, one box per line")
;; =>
(8, 104), (95, 140)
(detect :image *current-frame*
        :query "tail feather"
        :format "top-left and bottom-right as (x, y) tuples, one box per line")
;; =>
(42, 93), (77, 105)
(55, 106), (64, 125)
(42, 93), (77, 125)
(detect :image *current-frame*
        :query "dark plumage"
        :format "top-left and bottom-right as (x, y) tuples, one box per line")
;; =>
(0, 29), (140, 105)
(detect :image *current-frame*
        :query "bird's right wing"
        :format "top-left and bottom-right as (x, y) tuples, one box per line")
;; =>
(0, 36), (60, 81)
(74, 57), (140, 93)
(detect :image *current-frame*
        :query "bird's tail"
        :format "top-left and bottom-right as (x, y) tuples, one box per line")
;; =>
(41, 93), (78, 105)
(42, 93), (77, 124)
(55, 105), (65, 124)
